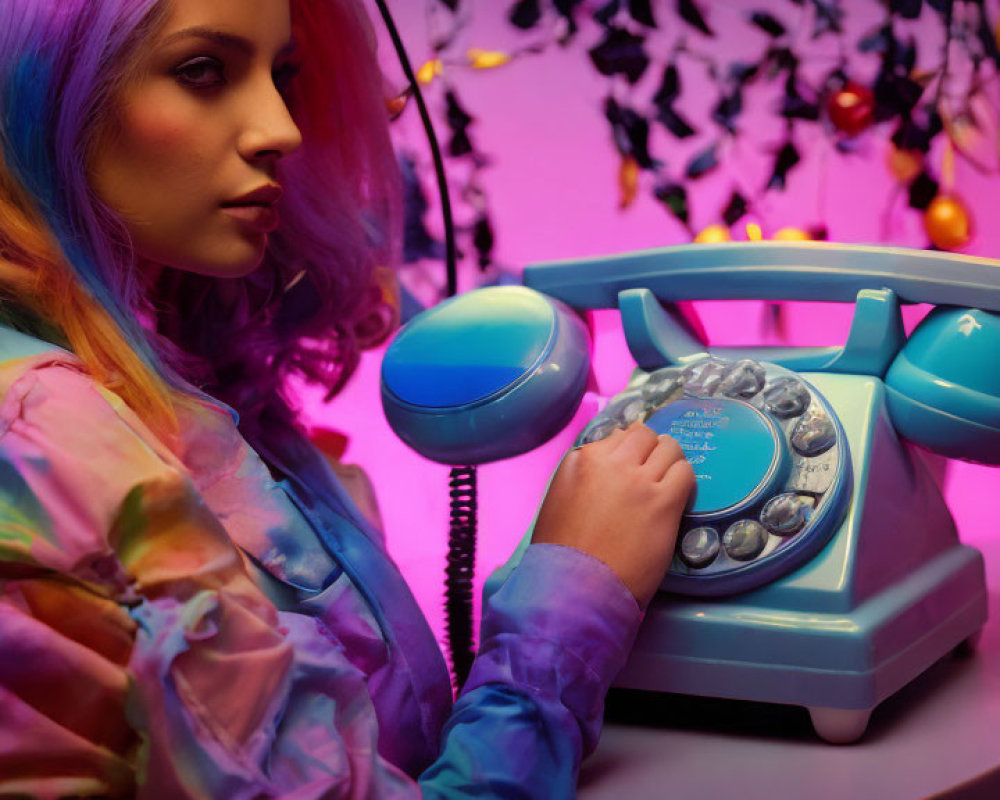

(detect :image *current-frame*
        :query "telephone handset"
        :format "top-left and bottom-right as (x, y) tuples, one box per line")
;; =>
(381, 241), (995, 742)
(527, 241), (1000, 466)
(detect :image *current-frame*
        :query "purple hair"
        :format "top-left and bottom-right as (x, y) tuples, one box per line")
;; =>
(0, 0), (400, 438)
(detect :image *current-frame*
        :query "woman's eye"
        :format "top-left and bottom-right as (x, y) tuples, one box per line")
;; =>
(174, 57), (226, 89)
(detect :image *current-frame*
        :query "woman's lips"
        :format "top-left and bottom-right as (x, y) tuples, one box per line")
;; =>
(221, 204), (280, 233)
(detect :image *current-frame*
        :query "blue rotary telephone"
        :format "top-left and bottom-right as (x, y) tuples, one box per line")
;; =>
(380, 241), (997, 743)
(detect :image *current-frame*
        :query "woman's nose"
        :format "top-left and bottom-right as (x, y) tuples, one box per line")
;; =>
(237, 75), (303, 166)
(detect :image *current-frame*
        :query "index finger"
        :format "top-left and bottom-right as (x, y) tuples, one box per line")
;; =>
(608, 420), (660, 464)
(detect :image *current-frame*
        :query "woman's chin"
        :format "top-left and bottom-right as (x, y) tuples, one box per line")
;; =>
(160, 245), (268, 280)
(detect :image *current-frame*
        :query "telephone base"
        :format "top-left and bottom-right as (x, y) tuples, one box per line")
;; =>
(614, 543), (987, 743)
(484, 372), (989, 743)
(610, 373), (990, 742)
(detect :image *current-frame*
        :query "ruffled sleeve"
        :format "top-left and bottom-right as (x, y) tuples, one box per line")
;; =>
(419, 543), (642, 799)
(0, 357), (416, 798)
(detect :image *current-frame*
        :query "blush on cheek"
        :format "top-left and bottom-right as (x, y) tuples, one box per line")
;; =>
(120, 101), (201, 160)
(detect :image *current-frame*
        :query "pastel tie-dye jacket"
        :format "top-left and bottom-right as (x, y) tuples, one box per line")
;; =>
(0, 342), (642, 798)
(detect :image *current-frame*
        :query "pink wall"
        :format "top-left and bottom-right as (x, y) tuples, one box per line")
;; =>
(297, 1), (1000, 644)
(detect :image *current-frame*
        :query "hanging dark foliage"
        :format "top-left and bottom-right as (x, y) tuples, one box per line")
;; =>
(686, 142), (719, 179)
(396, 0), (999, 278)
(399, 153), (444, 264)
(712, 88), (743, 133)
(444, 91), (475, 157)
(723, 191), (749, 226)
(472, 214), (495, 269)
(654, 63), (697, 137)
(810, 0), (845, 38)
(677, 0), (714, 36)
(593, 0), (621, 28)
(494, 0), (993, 238)
(509, 0), (542, 29)
(908, 172), (939, 210)
(654, 182), (690, 224)
(588, 26), (651, 83)
(653, 63), (681, 106)
(892, 111), (943, 153)
(553, 0), (585, 40)
(926, 0), (953, 15)
(890, 0), (922, 19)
(729, 61), (759, 85)
(748, 11), (787, 38)
(658, 107), (697, 138)
(628, 0), (657, 28)
(763, 46), (798, 77)
(780, 75), (820, 121)
(605, 97), (657, 168)
(767, 142), (801, 190)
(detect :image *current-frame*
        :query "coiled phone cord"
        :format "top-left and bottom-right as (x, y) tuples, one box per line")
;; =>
(446, 466), (478, 687)
(373, 0), (477, 692)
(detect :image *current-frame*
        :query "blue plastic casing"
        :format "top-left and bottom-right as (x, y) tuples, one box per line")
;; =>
(885, 306), (1000, 465)
(381, 285), (590, 465)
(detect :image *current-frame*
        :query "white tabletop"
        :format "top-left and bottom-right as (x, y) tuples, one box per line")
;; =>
(580, 535), (1000, 800)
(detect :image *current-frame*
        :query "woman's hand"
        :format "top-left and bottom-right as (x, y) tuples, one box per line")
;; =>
(532, 421), (695, 608)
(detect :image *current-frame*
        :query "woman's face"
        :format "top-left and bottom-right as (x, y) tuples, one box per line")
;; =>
(90, 0), (303, 278)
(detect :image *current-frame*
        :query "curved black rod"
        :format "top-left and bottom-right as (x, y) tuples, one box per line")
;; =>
(373, 0), (459, 298)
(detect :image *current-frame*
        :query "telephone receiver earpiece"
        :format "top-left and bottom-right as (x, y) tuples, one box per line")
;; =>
(885, 306), (1000, 465)
(381, 285), (591, 465)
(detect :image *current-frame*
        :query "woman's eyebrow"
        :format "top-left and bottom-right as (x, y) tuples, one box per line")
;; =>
(160, 26), (296, 58)
(161, 27), (255, 56)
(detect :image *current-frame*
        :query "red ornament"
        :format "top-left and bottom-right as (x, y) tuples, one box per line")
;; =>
(826, 81), (875, 137)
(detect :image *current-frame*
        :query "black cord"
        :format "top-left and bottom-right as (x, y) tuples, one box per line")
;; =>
(373, 0), (458, 298)
(374, 0), (477, 692)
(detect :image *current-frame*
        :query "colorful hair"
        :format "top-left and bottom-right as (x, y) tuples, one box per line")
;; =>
(0, 0), (400, 441)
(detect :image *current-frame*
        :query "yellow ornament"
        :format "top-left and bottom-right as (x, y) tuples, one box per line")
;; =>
(772, 227), (811, 241)
(924, 194), (972, 250)
(416, 59), (443, 85)
(694, 224), (731, 243)
(467, 49), (513, 70)
(745, 222), (764, 241)
(887, 145), (923, 183)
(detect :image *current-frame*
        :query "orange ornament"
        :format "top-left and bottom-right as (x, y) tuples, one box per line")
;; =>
(694, 224), (731, 243)
(924, 195), (972, 250)
(618, 155), (640, 209)
(888, 145), (923, 183)
(385, 92), (409, 120)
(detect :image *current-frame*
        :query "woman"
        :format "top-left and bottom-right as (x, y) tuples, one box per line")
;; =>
(0, 0), (693, 796)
